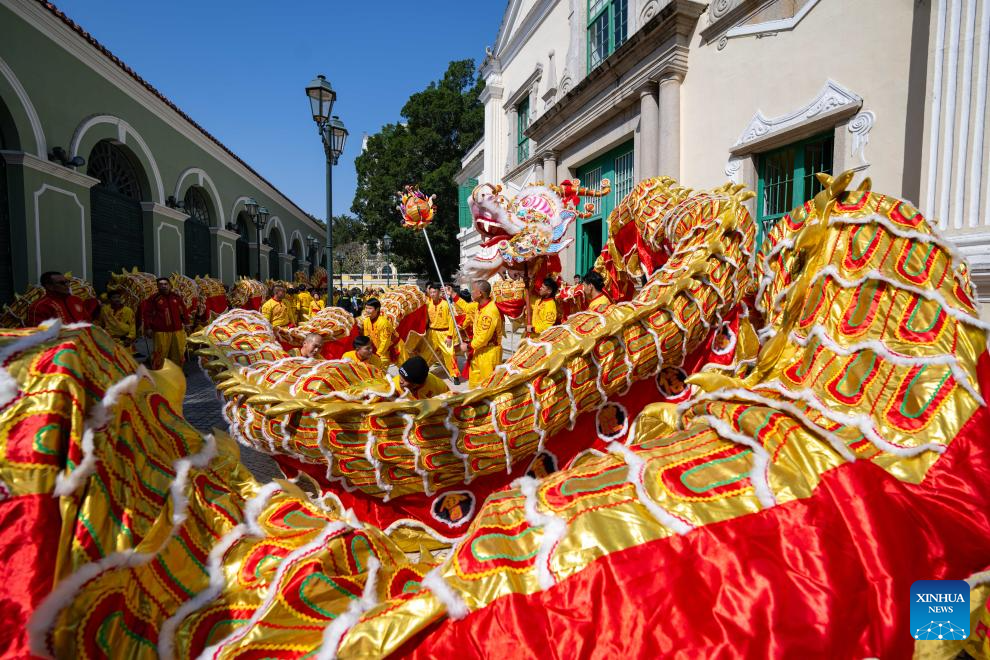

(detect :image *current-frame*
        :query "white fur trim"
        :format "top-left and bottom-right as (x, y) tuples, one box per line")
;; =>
(157, 481), (281, 658)
(201, 520), (350, 658)
(696, 415), (775, 509)
(512, 475), (568, 590)
(608, 442), (693, 535)
(489, 398), (512, 473)
(791, 325), (985, 406)
(0, 319), (63, 409)
(422, 566), (470, 620)
(526, 381), (547, 453)
(443, 404), (472, 483)
(316, 555), (381, 660)
(53, 368), (147, 497)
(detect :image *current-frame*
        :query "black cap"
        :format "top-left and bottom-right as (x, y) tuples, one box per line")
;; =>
(398, 355), (429, 385)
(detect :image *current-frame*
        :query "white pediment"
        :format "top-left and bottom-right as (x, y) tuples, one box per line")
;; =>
(732, 79), (863, 149)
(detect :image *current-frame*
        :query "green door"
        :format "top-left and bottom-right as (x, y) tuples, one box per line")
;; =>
(183, 187), (212, 277)
(87, 141), (145, 291)
(90, 187), (144, 291)
(575, 140), (634, 275)
(0, 153), (12, 305)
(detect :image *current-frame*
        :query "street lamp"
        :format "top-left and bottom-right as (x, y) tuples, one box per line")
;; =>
(306, 235), (319, 278)
(383, 233), (392, 288)
(244, 198), (269, 280)
(306, 74), (347, 305)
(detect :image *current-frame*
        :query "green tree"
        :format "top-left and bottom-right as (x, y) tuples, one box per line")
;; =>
(352, 59), (483, 278)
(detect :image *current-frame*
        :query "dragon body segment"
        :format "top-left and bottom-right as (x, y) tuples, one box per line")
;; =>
(4, 173), (988, 659)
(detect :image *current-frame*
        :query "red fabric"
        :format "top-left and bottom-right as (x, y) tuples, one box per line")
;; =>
(26, 294), (92, 326)
(395, 305), (428, 343)
(494, 299), (526, 320)
(404, 354), (990, 659)
(321, 325), (358, 360)
(0, 494), (62, 657)
(140, 293), (189, 332)
(203, 294), (228, 318)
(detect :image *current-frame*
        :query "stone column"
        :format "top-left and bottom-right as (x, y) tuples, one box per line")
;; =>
(534, 159), (545, 182)
(658, 75), (683, 179)
(142, 202), (188, 277)
(210, 227), (240, 285)
(506, 106), (518, 172)
(543, 151), (558, 185)
(638, 84), (660, 179)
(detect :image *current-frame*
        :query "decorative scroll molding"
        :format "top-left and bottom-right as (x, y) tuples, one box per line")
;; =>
(702, 0), (821, 46)
(847, 111), (876, 170)
(730, 79), (863, 155)
(724, 157), (743, 184)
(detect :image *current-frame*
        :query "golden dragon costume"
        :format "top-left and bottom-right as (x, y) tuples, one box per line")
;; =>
(1, 172), (988, 659)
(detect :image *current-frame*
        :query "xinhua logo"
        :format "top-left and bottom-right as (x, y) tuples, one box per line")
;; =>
(910, 580), (970, 640)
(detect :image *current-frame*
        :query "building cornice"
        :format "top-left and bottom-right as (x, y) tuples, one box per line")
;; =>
(142, 202), (188, 223)
(729, 79), (863, 156)
(479, 82), (504, 104)
(6, 0), (322, 234)
(495, 0), (559, 72)
(526, 0), (705, 152)
(0, 149), (100, 187)
(211, 227), (241, 241)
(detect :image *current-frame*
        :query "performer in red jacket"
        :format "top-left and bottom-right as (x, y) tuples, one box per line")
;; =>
(26, 271), (94, 326)
(141, 277), (190, 368)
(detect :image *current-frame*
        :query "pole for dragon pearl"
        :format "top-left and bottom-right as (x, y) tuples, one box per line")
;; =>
(421, 227), (464, 347)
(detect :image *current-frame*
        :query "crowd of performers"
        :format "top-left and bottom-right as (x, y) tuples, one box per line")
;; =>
(14, 266), (615, 399)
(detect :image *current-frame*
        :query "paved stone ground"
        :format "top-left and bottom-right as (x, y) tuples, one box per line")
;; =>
(181, 362), (283, 483)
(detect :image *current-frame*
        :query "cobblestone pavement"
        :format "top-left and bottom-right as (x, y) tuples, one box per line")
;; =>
(182, 363), (283, 483)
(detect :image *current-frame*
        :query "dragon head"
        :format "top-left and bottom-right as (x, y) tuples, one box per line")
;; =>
(463, 183), (576, 280)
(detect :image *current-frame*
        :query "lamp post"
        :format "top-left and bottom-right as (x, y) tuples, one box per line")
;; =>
(383, 234), (392, 288)
(306, 235), (319, 279)
(244, 198), (269, 281)
(306, 74), (348, 306)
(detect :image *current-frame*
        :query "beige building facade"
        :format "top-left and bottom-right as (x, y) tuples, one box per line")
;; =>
(456, 0), (990, 317)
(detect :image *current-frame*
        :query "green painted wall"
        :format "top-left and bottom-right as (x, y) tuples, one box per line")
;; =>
(0, 3), (326, 299)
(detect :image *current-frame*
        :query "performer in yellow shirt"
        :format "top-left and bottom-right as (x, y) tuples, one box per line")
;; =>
(361, 298), (404, 366)
(97, 291), (136, 347)
(260, 284), (292, 328)
(425, 283), (458, 378)
(341, 335), (385, 370)
(296, 285), (315, 322)
(392, 356), (449, 400)
(583, 271), (611, 313)
(284, 287), (301, 324)
(459, 280), (504, 388)
(310, 288), (326, 317)
(528, 277), (560, 336)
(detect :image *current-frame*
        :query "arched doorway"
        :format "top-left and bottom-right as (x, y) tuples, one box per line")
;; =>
(235, 213), (251, 279)
(308, 245), (319, 277)
(183, 186), (212, 277)
(88, 140), (145, 291)
(267, 229), (283, 281)
(290, 238), (302, 280)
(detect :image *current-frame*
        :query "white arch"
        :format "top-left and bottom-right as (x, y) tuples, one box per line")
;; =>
(173, 167), (226, 227)
(288, 230), (305, 256)
(0, 55), (47, 157)
(229, 195), (255, 224)
(265, 215), (287, 244)
(69, 114), (165, 204)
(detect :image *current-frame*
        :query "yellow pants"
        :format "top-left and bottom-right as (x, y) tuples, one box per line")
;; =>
(425, 329), (457, 376)
(469, 344), (503, 388)
(152, 330), (186, 369)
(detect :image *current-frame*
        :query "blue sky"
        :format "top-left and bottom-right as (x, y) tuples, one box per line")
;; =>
(55, 0), (506, 219)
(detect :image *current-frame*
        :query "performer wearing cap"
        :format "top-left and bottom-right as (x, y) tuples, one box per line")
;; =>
(141, 277), (191, 368)
(26, 271), (94, 326)
(459, 279), (504, 388)
(425, 283), (458, 377)
(582, 271), (611, 313)
(361, 298), (404, 366)
(393, 355), (449, 400)
(528, 276), (560, 336)
(260, 284), (293, 328)
(342, 335), (385, 370)
(97, 290), (136, 347)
